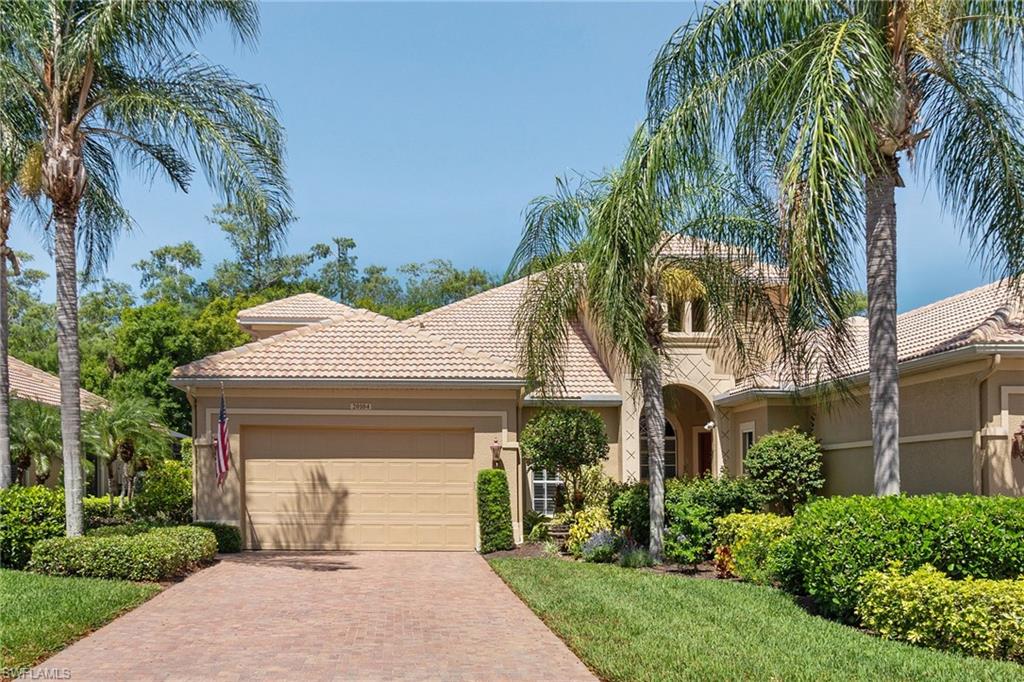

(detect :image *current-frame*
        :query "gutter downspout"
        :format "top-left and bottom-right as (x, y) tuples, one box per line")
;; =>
(975, 354), (1001, 495)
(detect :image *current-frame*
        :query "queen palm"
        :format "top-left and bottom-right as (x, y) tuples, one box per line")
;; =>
(9, 399), (62, 484)
(509, 137), (793, 558)
(84, 397), (169, 509)
(2, 1), (290, 534)
(646, 0), (1024, 495)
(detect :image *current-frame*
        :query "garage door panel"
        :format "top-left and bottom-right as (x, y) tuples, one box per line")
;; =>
(243, 426), (476, 551)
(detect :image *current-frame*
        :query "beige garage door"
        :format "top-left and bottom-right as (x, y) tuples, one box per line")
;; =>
(243, 425), (476, 550)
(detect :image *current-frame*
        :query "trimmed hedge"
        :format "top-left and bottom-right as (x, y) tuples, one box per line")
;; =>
(30, 525), (216, 581)
(0, 485), (65, 569)
(858, 564), (1024, 662)
(743, 428), (824, 514)
(192, 521), (242, 553)
(714, 513), (793, 585)
(791, 495), (1024, 621)
(477, 469), (514, 553)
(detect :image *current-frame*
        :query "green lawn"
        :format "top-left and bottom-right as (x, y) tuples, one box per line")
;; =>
(489, 558), (1023, 682)
(0, 569), (160, 670)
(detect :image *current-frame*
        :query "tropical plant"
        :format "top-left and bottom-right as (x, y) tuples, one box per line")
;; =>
(1, 0), (290, 534)
(520, 408), (610, 514)
(8, 398), (62, 484)
(646, 0), (1024, 495)
(84, 397), (170, 508)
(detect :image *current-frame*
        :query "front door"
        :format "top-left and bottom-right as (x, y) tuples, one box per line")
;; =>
(697, 431), (713, 475)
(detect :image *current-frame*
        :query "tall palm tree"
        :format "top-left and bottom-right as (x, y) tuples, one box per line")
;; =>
(84, 397), (169, 509)
(646, 0), (1024, 495)
(2, 1), (290, 534)
(509, 136), (793, 559)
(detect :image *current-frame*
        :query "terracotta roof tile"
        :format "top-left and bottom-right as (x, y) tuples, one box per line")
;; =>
(8, 356), (107, 410)
(236, 293), (355, 322)
(410, 277), (618, 399)
(173, 307), (521, 383)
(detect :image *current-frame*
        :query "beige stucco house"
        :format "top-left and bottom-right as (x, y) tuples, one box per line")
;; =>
(171, 276), (1024, 551)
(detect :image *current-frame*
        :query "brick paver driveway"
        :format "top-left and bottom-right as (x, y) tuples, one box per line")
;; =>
(34, 552), (593, 681)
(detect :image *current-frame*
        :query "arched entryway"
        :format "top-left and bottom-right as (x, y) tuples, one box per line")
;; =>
(639, 383), (719, 480)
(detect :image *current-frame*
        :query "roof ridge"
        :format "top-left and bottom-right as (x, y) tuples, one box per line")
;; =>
(897, 278), (1012, 320)
(408, 276), (528, 322)
(236, 291), (352, 319)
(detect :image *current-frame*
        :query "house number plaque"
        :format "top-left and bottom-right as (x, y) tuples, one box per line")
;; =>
(350, 402), (373, 411)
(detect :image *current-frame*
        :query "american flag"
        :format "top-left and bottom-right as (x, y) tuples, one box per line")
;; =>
(216, 391), (231, 487)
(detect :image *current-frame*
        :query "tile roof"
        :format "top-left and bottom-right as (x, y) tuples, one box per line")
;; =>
(660, 234), (788, 284)
(409, 277), (618, 399)
(236, 293), (355, 323)
(172, 307), (521, 383)
(8, 356), (107, 410)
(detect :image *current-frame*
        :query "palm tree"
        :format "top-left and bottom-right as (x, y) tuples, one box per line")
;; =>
(646, 0), (1024, 495)
(2, 1), (290, 534)
(509, 136), (792, 559)
(9, 399), (62, 485)
(84, 397), (169, 509)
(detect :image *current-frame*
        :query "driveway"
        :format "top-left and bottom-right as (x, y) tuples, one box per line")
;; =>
(33, 552), (594, 681)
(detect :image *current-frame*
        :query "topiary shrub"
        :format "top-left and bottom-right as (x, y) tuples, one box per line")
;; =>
(133, 459), (192, 524)
(858, 564), (1024, 662)
(714, 513), (793, 585)
(581, 530), (619, 563)
(30, 525), (216, 581)
(743, 428), (824, 514)
(192, 521), (242, 553)
(566, 505), (612, 557)
(477, 469), (514, 553)
(521, 408), (609, 514)
(791, 495), (1024, 621)
(0, 485), (65, 569)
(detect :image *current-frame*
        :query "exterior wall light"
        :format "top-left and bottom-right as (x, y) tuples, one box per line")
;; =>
(490, 439), (503, 467)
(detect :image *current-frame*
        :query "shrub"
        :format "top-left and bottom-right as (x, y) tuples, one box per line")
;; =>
(609, 483), (649, 545)
(743, 428), (824, 514)
(619, 541), (655, 568)
(527, 522), (550, 542)
(521, 408), (609, 513)
(0, 485), (65, 569)
(84, 495), (135, 529)
(858, 564), (1024, 662)
(663, 475), (764, 564)
(133, 459), (192, 524)
(87, 522), (152, 537)
(31, 525), (216, 581)
(790, 495), (1024, 621)
(663, 499), (713, 565)
(715, 513), (793, 585)
(565, 464), (617, 512)
(523, 508), (546, 537)
(567, 505), (611, 557)
(477, 469), (514, 553)
(193, 521), (242, 553)
(581, 530), (619, 563)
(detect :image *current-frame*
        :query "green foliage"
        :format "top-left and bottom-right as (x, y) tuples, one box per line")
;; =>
(790, 495), (1024, 621)
(476, 469), (514, 553)
(609, 483), (649, 545)
(523, 508), (546, 537)
(565, 464), (617, 512)
(567, 506), (612, 557)
(8, 400), (62, 484)
(743, 428), (824, 514)
(29, 526), (217, 582)
(133, 460), (193, 524)
(527, 522), (550, 542)
(581, 530), (619, 563)
(0, 486), (65, 569)
(618, 547), (655, 569)
(83, 496), (135, 529)
(715, 513), (793, 585)
(192, 522), (242, 553)
(521, 408), (609, 513)
(858, 564), (1024, 663)
(180, 437), (194, 469)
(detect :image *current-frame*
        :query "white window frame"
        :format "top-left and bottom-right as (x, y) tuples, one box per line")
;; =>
(640, 418), (677, 480)
(531, 468), (561, 516)
(740, 421), (756, 463)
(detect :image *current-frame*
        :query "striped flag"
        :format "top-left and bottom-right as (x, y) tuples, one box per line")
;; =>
(216, 391), (231, 487)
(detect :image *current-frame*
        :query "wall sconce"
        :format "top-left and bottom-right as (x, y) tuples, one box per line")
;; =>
(490, 439), (502, 467)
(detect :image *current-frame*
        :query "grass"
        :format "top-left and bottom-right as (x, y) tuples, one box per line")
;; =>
(489, 558), (1023, 682)
(0, 569), (160, 670)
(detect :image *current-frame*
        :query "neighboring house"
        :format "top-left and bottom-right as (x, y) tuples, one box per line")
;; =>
(171, 279), (1024, 551)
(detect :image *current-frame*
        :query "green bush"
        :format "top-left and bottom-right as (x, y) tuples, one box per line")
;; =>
(523, 508), (546, 536)
(567, 505), (612, 557)
(618, 546), (655, 568)
(744, 428), (824, 514)
(791, 495), (1024, 621)
(30, 525), (216, 581)
(87, 522), (152, 537)
(566, 464), (617, 512)
(527, 522), (550, 542)
(133, 459), (192, 524)
(84, 495), (135, 528)
(715, 513), (793, 585)
(477, 469), (514, 553)
(609, 483), (649, 545)
(581, 530), (619, 563)
(858, 564), (1024, 662)
(0, 485), (65, 569)
(192, 521), (242, 553)
(521, 408), (609, 513)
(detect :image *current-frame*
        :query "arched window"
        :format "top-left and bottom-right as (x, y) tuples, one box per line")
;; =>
(639, 412), (677, 480)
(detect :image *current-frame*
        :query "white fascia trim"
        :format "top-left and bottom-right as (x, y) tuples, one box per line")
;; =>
(170, 377), (526, 390)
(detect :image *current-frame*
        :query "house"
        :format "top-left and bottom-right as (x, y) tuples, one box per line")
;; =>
(171, 278), (1024, 551)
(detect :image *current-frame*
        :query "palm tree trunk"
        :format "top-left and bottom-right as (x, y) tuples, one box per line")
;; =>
(55, 206), (85, 534)
(0, 194), (12, 489)
(641, 360), (666, 560)
(865, 159), (901, 496)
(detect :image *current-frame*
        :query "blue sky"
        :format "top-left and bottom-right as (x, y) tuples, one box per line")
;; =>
(11, 1), (990, 310)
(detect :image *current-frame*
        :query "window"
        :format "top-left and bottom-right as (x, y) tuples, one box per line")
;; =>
(532, 468), (561, 516)
(666, 298), (708, 334)
(691, 298), (708, 333)
(639, 414), (677, 480)
(740, 422), (756, 458)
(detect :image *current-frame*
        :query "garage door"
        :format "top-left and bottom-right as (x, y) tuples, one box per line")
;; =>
(243, 426), (476, 550)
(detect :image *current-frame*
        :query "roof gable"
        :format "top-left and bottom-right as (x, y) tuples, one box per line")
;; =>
(8, 356), (107, 410)
(236, 293), (355, 323)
